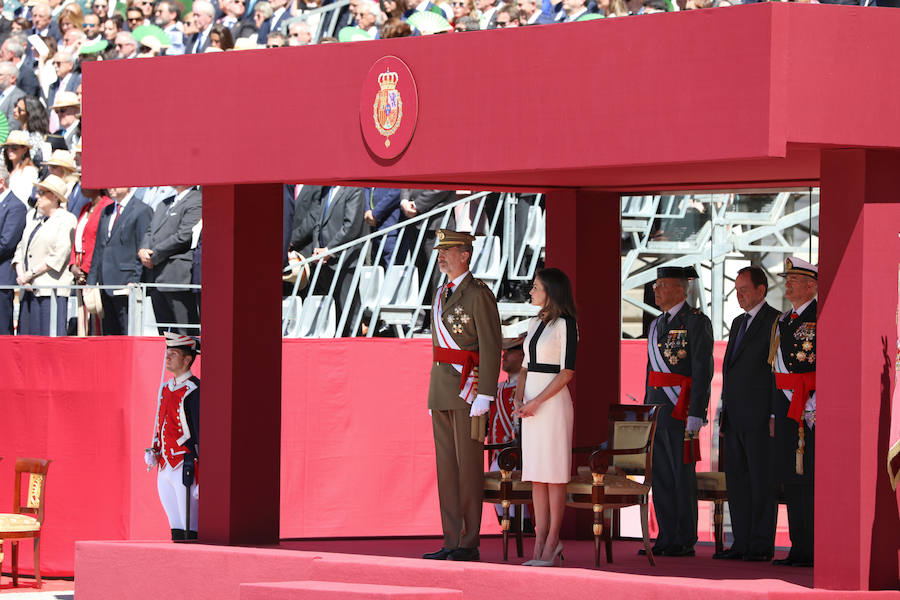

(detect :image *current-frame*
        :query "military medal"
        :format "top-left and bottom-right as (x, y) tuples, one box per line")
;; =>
(445, 305), (471, 335)
(665, 329), (688, 365)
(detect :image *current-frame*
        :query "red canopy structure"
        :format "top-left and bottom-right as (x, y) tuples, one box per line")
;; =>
(83, 3), (900, 590)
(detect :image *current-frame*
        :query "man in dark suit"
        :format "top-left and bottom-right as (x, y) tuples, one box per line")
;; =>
(186, 0), (215, 53)
(0, 167), (25, 334)
(88, 187), (153, 335)
(716, 265), (780, 561)
(399, 189), (456, 306)
(770, 257), (817, 568)
(0, 3), (13, 46)
(44, 50), (81, 109)
(309, 186), (366, 335)
(643, 266), (714, 557)
(256, 0), (293, 44)
(27, 2), (62, 41)
(289, 184), (324, 258)
(139, 185), (202, 334)
(0, 38), (40, 97)
(0, 61), (25, 129)
(364, 187), (402, 267)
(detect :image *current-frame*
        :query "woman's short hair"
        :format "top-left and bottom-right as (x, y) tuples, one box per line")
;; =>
(536, 267), (577, 323)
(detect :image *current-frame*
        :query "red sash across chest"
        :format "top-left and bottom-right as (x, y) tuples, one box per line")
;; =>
(155, 383), (194, 469)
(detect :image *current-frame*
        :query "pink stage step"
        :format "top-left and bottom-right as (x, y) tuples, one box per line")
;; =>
(240, 580), (462, 600)
(75, 541), (900, 600)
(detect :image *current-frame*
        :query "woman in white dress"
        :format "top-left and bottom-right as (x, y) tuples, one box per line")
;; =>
(513, 267), (577, 567)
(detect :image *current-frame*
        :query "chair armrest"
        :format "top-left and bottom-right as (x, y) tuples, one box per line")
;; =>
(589, 445), (648, 473)
(484, 440), (517, 451)
(572, 442), (608, 454)
(496, 445), (521, 471)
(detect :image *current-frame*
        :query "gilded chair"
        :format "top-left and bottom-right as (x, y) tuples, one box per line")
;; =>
(0, 458), (51, 588)
(567, 404), (659, 567)
(695, 440), (727, 554)
(482, 438), (532, 561)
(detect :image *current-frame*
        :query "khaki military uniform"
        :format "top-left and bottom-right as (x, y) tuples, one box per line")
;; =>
(429, 272), (501, 550)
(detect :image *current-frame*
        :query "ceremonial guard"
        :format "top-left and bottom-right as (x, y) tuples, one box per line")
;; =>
(487, 336), (529, 525)
(716, 266), (779, 561)
(423, 229), (502, 562)
(643, 266), (714, 557)
(145, 332), (201, 541)
(769, 257), (817, 568)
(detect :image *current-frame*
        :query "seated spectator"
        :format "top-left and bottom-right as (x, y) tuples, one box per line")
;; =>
(355, 0), (381, 36)
(642, 0), (667, 10)
(517, 0), (553, 23)
(92, 0), (111, 20)
(125, 7), (145, 32)
(0, 162), (26, 335)
(220, 0), (257, 41)
(133, 0), (155, 22)
(46, 49), (80, 108)
(209, 23), (235, 49)
(253, 2), (274, 42)
(83, 13), (103, 43)
(57, 4), (84, 42)
(1, 37), (40, 97)
(69, 187), (112, 334)
(102, 14), (124, 57)
(13, 174), (77, 336)
(453, 14), (478, 30)
(380, 0), (409, 20)
(2, 131), (39, 208)
(450, 0), (475, 24)
(139, 35), (164, 56)
(556, 0), (592, 21)
(257, 0), (293, 45)
(382, 16), (413, 36)
(155, 0), (186, 55)
(62, 28), (86, 55)
(12, 97), (49, 166)
(494, 4), (519, 26)
(11, 18), (32, 34)
(476, 0), (497, 28)
(29, 2), (62, 43)
(266, 30), (287, 47)
(187, 0), (216, 52)
(50, 91), (81, 151)
(115, 31), (138, 58)
(287, 19), (312, 45)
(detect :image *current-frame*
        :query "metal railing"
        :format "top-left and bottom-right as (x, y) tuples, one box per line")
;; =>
(0, 282), (201, 336)
(283, 191), (545, 339)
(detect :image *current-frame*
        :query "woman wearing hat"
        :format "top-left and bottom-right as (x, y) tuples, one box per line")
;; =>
(3, 130), (39, 209)
(512, 267), (578, 567)
(12, 175), (77, 335)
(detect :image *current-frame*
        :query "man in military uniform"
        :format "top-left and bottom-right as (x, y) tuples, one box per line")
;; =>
(643, 266), (714, 557)
(716, 265), (780, 561)
(423, 229), (502, 562)
(769, 257), (817, 568)
(145, 332), (201, 540)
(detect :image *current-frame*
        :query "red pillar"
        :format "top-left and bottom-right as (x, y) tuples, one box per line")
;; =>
(200, 183), (284, 545)
(545, 190), (622, 537)
(818, 150), (900, 590)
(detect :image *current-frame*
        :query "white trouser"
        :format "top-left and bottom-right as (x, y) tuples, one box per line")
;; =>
(157, 462), (199, 531)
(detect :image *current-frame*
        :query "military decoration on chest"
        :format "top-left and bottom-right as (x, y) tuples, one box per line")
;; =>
(791, 322), (816, 365)
(662, 329), (688, 365)
(445, 304), (471, 334)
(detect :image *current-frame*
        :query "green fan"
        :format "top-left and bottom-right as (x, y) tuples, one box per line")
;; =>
(337, 26), (374, 42)
(0, 113), (9, 145)
(132, 24), (173, 47)
(576, 12), (604, 20)
(406, 10), (452, 34)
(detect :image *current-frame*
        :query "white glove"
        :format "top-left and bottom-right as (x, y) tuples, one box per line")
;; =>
(428, 409), (432, 417)
(144, 449), (158, 469)
(804, 394), (816, 429)
(469, 395), (491, 417)
(192, 486), (199, 500)
(685, 416), (703, 434)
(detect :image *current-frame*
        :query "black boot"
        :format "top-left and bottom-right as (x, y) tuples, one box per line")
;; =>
(171, 529), (186, 541)
(185, 530), (198, 540)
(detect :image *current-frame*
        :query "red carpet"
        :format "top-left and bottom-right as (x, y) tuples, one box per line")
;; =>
(75, 537), (896, 599)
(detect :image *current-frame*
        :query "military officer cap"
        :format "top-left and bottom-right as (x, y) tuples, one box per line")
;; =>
(165, 332), (201, 354)
(656, 266), (690, 279)
(779, 257), (818, 280)
(434, 229), (476, 249)
(502, 334), (526, 351)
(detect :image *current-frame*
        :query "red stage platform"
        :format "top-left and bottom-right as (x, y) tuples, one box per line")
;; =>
(75, 539), (896, 600)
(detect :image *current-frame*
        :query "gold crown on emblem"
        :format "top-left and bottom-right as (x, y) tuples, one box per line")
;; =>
(378, 69), (399, 90)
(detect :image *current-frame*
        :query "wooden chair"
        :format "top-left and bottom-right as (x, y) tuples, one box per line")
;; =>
(482, 437), (532, 561)
(567, 404), (660, 567)
(0, 458), (51, 588)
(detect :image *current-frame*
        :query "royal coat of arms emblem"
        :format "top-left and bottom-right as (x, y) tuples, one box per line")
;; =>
(373, 69), (403, 148)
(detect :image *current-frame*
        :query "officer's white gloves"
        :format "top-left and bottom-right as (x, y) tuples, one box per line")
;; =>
(804, 396), (816, 429)
(192, 486), (199, 500)
(686, 416), (703, 434)
(144, 449), (158, 470)
(469, 394), (492, 417)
